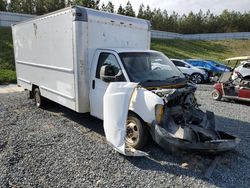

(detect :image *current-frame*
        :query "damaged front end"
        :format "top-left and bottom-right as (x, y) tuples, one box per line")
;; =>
(151, 84), (240, 153)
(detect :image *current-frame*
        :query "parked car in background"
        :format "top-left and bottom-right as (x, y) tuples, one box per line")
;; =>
(206, 60), (231, 70)
(171, 59), (208, 84)
(185, 59), (230, 79)
(232, 61), (250, 80)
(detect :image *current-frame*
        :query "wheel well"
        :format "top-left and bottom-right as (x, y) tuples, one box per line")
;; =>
(128, 110), (142, 120)
(32, 84), (39, 92)
(243, 75), (250, 80)
(191, 72), (202, 76)
(128, 110), (148, 127)
(30, 84), (39, 99)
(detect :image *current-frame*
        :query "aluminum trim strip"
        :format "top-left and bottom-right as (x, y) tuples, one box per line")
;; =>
(40, 86), (75, 100)
(16, 60), (74, 73)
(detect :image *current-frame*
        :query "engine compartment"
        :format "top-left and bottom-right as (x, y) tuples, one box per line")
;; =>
(150, 83), (240, 153)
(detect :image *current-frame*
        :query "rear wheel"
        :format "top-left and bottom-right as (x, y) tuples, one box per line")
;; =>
(125, 113), (149, 150)
(211, 89), (222, 101)
(34, 88), (45, 108)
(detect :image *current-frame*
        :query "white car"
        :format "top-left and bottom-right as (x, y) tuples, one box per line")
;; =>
(232, 61), (250, 80)
(171, 59), (208, 84)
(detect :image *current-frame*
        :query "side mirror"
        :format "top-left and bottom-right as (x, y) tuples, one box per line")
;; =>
(100, 65), (125, 82)
(185, 64), (191, 68)
(100, 65), (116, 82)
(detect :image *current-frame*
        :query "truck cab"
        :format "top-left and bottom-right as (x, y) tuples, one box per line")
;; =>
(90, 49), (186, 120)
(89, 49), (187, 150)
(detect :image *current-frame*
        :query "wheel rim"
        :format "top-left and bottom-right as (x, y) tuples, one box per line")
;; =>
(126, 120), (139, 145)
(35, 91), (41, 107)
(191, 74), (202, 84)
(212, 91), (219, 99)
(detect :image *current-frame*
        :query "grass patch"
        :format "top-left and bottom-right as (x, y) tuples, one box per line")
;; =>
(0, 69), (16, 84)
(151, 39), (250, 66)
(0, 27), (15, 70)
(0, 27), (16, 84)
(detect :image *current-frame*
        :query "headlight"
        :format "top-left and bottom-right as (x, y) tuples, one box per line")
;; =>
(155, 104), (164, 125)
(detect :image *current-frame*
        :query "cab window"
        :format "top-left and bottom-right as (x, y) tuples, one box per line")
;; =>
(96, 52), (125, 82)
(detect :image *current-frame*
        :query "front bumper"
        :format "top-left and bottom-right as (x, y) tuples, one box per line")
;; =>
(150, 121), (240, 153)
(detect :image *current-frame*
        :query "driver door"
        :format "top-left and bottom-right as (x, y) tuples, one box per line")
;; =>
(89, 51), (126, 120)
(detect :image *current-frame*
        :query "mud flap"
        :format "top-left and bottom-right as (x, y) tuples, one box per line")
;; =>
(103, 82), (148, 156)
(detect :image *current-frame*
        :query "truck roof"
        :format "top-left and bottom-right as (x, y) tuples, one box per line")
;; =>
(98, 48), (157, 53)
(12, 6), (150, 31)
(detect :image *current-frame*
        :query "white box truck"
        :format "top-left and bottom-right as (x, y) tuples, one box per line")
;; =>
(12, 6), (239, 156)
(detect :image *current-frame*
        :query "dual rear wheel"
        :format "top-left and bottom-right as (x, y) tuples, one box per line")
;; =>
(32, 87), (46, 108)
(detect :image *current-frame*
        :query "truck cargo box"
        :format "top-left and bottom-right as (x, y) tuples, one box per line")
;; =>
(12, 6), (150, 112)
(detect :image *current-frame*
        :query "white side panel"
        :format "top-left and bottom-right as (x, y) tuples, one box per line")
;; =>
(103, 82), (148, 156)
(12, 10), (77, 111)
(16, 63), (76, 110)
(87, 11), (150, 70)
(13, 11), (74, 69)
(129, 88), (164, 124)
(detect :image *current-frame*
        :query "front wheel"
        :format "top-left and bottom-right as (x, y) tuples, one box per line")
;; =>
(190, 73), (204, 84)
(125, 113), (149, 149)
(211, 89), (222, 101)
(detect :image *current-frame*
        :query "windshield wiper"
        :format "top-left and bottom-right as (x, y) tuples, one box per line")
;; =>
(141, 76), (186, 84)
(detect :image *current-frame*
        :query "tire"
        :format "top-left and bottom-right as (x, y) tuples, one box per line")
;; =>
(34, 88), (45, 108)
(125, 113), (149, 150)
(190, 73), (204, 84)
(211, 89), (222, 101)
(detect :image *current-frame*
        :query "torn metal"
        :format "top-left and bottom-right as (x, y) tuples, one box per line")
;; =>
(103, 82), (148, 156)
(103, 82), (239, 156)
(150, 83), (240, 153)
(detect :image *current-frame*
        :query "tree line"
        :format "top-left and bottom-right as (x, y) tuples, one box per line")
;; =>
(1, 0), (250, 34)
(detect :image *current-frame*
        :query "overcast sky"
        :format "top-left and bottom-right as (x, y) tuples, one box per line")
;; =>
(100, 0), (250, 15)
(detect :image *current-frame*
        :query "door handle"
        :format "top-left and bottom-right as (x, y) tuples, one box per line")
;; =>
(92, 80), (95, 89)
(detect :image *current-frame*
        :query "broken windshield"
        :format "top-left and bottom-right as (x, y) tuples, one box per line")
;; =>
(119, 52), (185, 83)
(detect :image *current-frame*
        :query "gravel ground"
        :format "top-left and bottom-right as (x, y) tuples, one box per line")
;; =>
(0, 84), (249, 187)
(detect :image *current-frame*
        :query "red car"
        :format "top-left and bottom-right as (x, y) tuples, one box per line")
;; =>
(212, 56), (250, 102)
